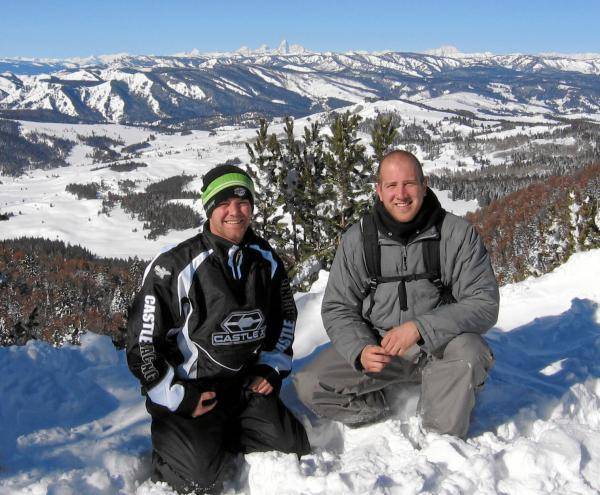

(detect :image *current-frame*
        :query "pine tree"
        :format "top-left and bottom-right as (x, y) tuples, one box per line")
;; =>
(0, 317), (12, 346)
(371, 113), (398, 165)
(322, 111), (372, 262)
(245, 119), (284, 244)
(278, 117), (303, 261)
(298, 121), (327, 256)
(283, 121), (331, 288)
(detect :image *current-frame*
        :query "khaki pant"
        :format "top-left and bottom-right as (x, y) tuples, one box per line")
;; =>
(294, 333), (494, 438)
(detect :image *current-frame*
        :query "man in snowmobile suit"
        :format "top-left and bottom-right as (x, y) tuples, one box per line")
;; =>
(295, 150), (499, 438)
(127, 164), (309, 493)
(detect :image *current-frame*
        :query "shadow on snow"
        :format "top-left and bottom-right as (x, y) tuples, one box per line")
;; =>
(472, 297), (600, 434)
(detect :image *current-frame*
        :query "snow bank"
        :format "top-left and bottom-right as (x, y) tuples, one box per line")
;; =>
(0, 334), (151, 494)
(1, 250), (599, 494)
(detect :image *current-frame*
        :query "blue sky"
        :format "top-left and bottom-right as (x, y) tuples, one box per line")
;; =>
(1, 0), (598, 58)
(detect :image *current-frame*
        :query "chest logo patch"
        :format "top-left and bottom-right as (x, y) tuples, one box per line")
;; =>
(212, 309), (266, 346)
(154, 265), (171, 279)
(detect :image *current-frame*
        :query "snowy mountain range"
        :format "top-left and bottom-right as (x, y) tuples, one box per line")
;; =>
(1, 47), (600, 128)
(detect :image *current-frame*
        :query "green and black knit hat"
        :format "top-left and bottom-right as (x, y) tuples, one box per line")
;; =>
(201, 164), (255, 217)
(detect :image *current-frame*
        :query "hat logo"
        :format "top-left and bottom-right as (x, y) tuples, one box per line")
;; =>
(234, 187), (246, 197)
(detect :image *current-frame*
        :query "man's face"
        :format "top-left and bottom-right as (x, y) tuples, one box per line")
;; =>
(209, 197), (252, 244)
(376, 157), (427, 223)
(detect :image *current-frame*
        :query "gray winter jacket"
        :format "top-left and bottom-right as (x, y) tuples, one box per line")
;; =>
(321, 211), (500, 370)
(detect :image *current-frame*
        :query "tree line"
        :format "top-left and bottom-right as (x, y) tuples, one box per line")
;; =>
(244, 112), (599, 289)
(104, 174), (203, 240)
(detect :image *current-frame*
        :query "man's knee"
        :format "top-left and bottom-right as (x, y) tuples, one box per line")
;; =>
(152, 448), (226, 494)
(150, 410), (229, 493)
(239, 393), (310, 456)
(439, 333), (495, 393)
(419, 334), (494, 438)
(443, 334), (494, 374)
(293, 366), (319, 408)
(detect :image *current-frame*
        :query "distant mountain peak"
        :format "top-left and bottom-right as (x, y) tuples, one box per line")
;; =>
(425, 45), (462, 57)
(425, 45), (495, 58)
(538, 51), (600, 60)
(235, 40), (307, 57)
(277, 40), (289, 54)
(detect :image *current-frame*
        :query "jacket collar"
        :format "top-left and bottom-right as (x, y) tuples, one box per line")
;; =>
(373, 188), (445, 244)
(202, 221), (257, 257)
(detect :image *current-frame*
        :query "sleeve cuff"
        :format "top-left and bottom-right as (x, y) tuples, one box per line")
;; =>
(414, 320), (432, 353)
(174, 382), (203, 416)
(414, 318), (450, 354)
(348, 340), (373, 372)
(250, 363), (283, 393)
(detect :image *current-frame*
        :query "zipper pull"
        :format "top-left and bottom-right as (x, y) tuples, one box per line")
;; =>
(402, 247), (408, 271)
(234, 249), (244, 279)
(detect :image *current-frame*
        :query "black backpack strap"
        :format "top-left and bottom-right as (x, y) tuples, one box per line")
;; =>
(422, 210), (456, 305)
(362, 213), (380, 278)
(361, 213), (380, 319)
(422, 209), (445, 278)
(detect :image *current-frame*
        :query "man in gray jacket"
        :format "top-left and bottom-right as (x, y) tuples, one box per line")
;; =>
(295, 150), (499, 438)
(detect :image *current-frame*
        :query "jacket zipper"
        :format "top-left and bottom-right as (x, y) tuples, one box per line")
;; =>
(407, 231), (438, 246)
(398, 231), (438, 324)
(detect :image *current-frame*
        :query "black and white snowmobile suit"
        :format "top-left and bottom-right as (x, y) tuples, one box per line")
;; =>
(126, 226), (297, 416)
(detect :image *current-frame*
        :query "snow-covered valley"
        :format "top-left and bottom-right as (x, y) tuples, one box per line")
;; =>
(0, 107), (486, 259)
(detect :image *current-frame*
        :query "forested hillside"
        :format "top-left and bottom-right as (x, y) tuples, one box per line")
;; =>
(428, 119), (600, 205)
(0, 119), (74, 175)
(467, 163), (600, 284)
(0, 238), (143, 347)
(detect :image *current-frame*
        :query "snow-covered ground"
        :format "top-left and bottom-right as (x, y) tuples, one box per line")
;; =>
(1, 249), (599, 494)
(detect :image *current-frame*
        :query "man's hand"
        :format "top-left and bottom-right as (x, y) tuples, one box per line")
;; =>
(192, 391), (217, 417)
(249, 376), (274, 395)
(380, 321), (421, 357)
(360, 345), (392, 373)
